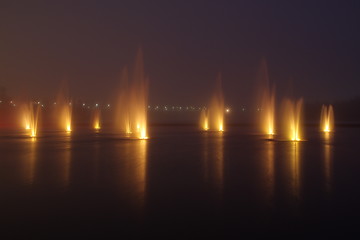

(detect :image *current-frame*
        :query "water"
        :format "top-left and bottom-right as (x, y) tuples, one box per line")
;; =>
(0, 126), (359, 237)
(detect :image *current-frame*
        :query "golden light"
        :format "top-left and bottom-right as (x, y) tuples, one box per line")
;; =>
(200, 109), (209, 131)
(321, 105), (334, 133)
(283, 98), (303, 142)
(66, 125), (71, 132)
(21, 103), (40, 138)
(92, 108), (101, 130)
(115, 49), (149, 140)
(200, 73), (225, 132)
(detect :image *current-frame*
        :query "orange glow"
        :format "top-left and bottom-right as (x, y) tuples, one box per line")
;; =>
(116, 49), (148, 139)
(200, 109), (209, 130)
(320, 105), (334, 133)
(56, 85), (72, 133)
(282, 98), (303, 141)
(92, 108), (101, 130)
(290, 142), (301, 198)
(200, 73), (225, 132)
(21, 103), (40, 137)
(257, 59), (276, 136)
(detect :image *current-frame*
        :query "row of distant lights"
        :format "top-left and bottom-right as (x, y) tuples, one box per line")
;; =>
(0, 100), (112, 109)
(148, 105), (232, 112)
(1, 101), (257, 112)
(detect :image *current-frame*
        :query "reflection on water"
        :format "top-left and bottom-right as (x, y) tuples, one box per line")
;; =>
(114, 139), (147, 212)
(55, 137), (72, 189)
(287, 142), (301, 199)
(261, 141), (275, 202)
(203, 132), (224, 194)
(25, 138), (37, 185)
(323, 132), (333, 193)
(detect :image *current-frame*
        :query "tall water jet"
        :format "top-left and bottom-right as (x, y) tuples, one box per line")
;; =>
(92, 108), (101, 130)
(282, 98), (303, 141)
(200, 108), (209, 131)
(256, 59), (276, 137)
(116, 49), (148, 139)
(56, 84), (72, 132)
(21, 103), (40, 137)
(200, 73), (225, 132)
(320, 104), (334, 133)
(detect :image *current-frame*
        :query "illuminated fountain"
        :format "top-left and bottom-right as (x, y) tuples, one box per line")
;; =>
(282, 98), (303, 141)
(56, 86), (72, 132)
(21, 103), (40, 137)
(257, 59), (276, 137)
(200, 73), (225, 132)
(320, 104), (334, 133)
(200, 108), (209, 131)
(116, 49), (148, 139)
(92, 108), (101, 130)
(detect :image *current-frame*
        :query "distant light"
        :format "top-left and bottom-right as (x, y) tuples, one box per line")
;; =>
(54, 102), (57, 105)
(41, 104), (44, 107)
(95, 103), (98, 107)
(82, 103), (85, 106)
(225, 108), (231, 113)
(37, 101), (40, 105)
(107, 104), (110, 107)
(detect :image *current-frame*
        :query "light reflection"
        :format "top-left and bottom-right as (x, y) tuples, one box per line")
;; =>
(289, 142), (301, 199)
(261, 141), (275, 202)
(323, 132), (333, 192)
(22, 138), (37, 185)
(60, 140), (72, 188)
(203, 132), (224, 195)
(115, 140), (148, 214)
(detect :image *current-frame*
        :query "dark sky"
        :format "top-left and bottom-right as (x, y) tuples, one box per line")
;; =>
(1, 0), (359, 106)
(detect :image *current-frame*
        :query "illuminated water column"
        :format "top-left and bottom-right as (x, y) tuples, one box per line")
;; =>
(56, 84), (72, 133)
(201, 74), (225, 132)
(320, 105), (334, 133)
(92, 108), (101, 130)
(200, 108), (209, 131)
(257, 59), (276, 137)
(21, 103), (40, 137)
(282, 98), (303, 141)
(116, 49), (149, 139)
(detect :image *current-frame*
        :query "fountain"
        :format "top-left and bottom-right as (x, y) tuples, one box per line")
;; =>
(92, 108), (101, 130)
(56, 85), (72, 132)
(116, 49), (148, 139)
(200, 108), (209, 131)
(282, 98), (303, 141)
(320, 104), (334, 133)
(200, 73), (225, 132)
(21, 102), (40, 137)
(257, 59), (276, 137)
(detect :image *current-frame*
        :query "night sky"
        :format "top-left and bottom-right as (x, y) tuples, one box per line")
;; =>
(1, 0), (359, 106)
